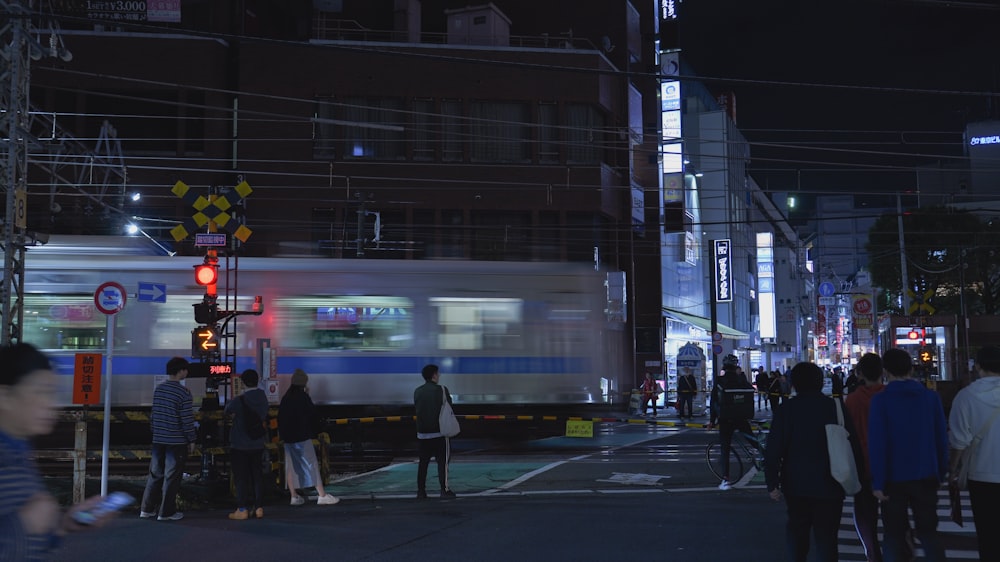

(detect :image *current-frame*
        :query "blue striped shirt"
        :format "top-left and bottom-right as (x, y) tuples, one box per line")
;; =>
(0, 431), (54, 561)
(150, 380), (196, 445)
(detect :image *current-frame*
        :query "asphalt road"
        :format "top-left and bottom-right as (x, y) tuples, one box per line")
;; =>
(47, 413), (979, 561)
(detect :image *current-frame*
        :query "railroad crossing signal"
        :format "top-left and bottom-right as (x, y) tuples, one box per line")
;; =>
(191, 325), (221, 359)
(919, 346), (935, 364)
(906, 288), (936, 315)
(170, 180), (253, 243)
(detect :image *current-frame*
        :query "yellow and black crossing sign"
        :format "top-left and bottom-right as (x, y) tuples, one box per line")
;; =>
(170, 180), (253, 242)
(907, 288), (935, 315)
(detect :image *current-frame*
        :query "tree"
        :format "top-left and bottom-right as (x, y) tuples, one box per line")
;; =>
(866, 206), (989, 315)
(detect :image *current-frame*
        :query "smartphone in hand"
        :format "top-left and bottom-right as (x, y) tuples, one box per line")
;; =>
(71, 492), (135, 525)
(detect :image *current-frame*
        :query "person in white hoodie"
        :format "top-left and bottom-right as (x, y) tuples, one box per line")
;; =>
(948, 345), (1000, 562)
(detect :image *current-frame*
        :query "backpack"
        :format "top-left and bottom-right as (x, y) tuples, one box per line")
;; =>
(240, 396), (267, 440)
(717, 377), (755, 421)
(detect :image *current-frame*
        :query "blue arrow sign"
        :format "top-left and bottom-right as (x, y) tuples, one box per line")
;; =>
(818, 282), (836, 298)
(137, 282), (167, 303)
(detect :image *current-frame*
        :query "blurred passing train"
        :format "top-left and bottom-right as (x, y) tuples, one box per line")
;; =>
(22, 237), (627, 410)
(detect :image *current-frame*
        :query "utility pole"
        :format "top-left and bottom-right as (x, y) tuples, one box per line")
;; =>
(2, 2), (123, 345)
(1, 0), (33, 345)
(897, 193), (911, 314)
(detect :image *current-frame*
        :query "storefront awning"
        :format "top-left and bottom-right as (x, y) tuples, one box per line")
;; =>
(662, 307), (749, 340)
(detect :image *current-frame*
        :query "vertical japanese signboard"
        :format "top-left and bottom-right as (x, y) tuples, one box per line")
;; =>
(72, 353), (102, 405)
(714, 239), (733, 303)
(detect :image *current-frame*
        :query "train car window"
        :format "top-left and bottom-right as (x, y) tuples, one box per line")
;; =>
(276, 296), (413, 351)
(22, 295), (130, 350)
(148, 297), (256, 350)
(430, 297), (523, 351)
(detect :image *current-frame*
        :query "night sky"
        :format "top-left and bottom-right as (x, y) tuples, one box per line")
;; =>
(676, 0), (1000, 199)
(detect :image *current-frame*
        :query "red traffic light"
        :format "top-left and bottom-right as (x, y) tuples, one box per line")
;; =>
(194, 263), (217, 286)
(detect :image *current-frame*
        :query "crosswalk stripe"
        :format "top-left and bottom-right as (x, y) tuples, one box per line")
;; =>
(836, 490), (979, 561)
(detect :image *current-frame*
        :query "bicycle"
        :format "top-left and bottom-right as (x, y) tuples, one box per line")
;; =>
(705, 421), (769, 484)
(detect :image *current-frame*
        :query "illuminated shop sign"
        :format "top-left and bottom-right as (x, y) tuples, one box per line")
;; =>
(970, 135), (1000, 146)
(660, 0), (677, 21)
(714, 239), (732, 303)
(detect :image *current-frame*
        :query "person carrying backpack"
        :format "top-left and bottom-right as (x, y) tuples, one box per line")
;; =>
(224, 369), (270, 520)
(708, 354), (757, 490)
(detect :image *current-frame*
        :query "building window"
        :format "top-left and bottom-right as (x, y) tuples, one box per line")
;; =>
(538, 101), (560, 163)
(341, 97), (404, 160)
(412, 98), (435, 161)
(469, 101), (530, 162)
(441, 100), (464, 162)
(566, 103), (605, 164)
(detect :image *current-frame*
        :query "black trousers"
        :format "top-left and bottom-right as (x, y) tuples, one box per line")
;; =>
(718, 419), (753, 481)
(231, 448), (265, 510)
(417, 436), (451, 492)
(882, 479), (945, 562)
(968, 479), (1000, 562)
(784, 495), (843, 562)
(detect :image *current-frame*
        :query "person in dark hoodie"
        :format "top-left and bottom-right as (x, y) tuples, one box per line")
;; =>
(868, 348), (948, 562)
(765, 361), (861, 562)
(224, 369), (270, 520)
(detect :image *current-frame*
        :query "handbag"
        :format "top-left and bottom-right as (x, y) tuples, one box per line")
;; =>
(954, 405), (1000, 489)
(438, 385), (460, 438)
(825, 398), (862, 496)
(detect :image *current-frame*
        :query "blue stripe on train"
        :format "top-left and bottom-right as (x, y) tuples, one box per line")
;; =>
(48, 354), (590, 376)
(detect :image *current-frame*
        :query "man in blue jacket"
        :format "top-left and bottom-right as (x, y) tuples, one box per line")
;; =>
(868, 348), (948, 562)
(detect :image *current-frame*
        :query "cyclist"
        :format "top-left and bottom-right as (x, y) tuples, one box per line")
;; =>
(708, 354), (756, 490)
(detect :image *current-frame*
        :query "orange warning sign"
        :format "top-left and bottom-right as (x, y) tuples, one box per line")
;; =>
(72, 353), (102, 405)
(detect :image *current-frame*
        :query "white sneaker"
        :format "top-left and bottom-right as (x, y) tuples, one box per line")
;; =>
(139, 511), (156, 519)
(157, 512), (183, 521)
(289, 496), (305, 506)
(317, 495), (340, 505)
(718, 480), (732, 491)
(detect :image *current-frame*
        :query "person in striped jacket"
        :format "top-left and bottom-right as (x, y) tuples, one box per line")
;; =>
(139, 357), (197, 521)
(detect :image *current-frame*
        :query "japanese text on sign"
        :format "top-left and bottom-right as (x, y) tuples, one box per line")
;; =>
(72, 353), (103, 405)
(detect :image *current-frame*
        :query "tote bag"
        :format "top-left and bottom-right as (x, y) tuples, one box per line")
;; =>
(439, 385), (461, 438)
(826, 399), (862, 496)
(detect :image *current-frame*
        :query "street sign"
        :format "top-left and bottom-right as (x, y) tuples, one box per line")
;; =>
(94, 282), (127, 315)
(712, 332), (722, 344)
(195, 233), (227, 247)
(818, 282), (836, 297)
(137, 282), (167, 303)
(72, 353), (102, 405)
(712, 343), (723, 355)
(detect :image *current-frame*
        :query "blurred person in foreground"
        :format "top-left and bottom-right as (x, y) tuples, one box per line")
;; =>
(948, 345), (1000, 562)
(765, 361), (861, 562)
(0, 343), (121, 560)
(869, 348), (948, 562)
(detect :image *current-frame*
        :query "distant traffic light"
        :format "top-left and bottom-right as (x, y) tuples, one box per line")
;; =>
(919, 346), (934, 364)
